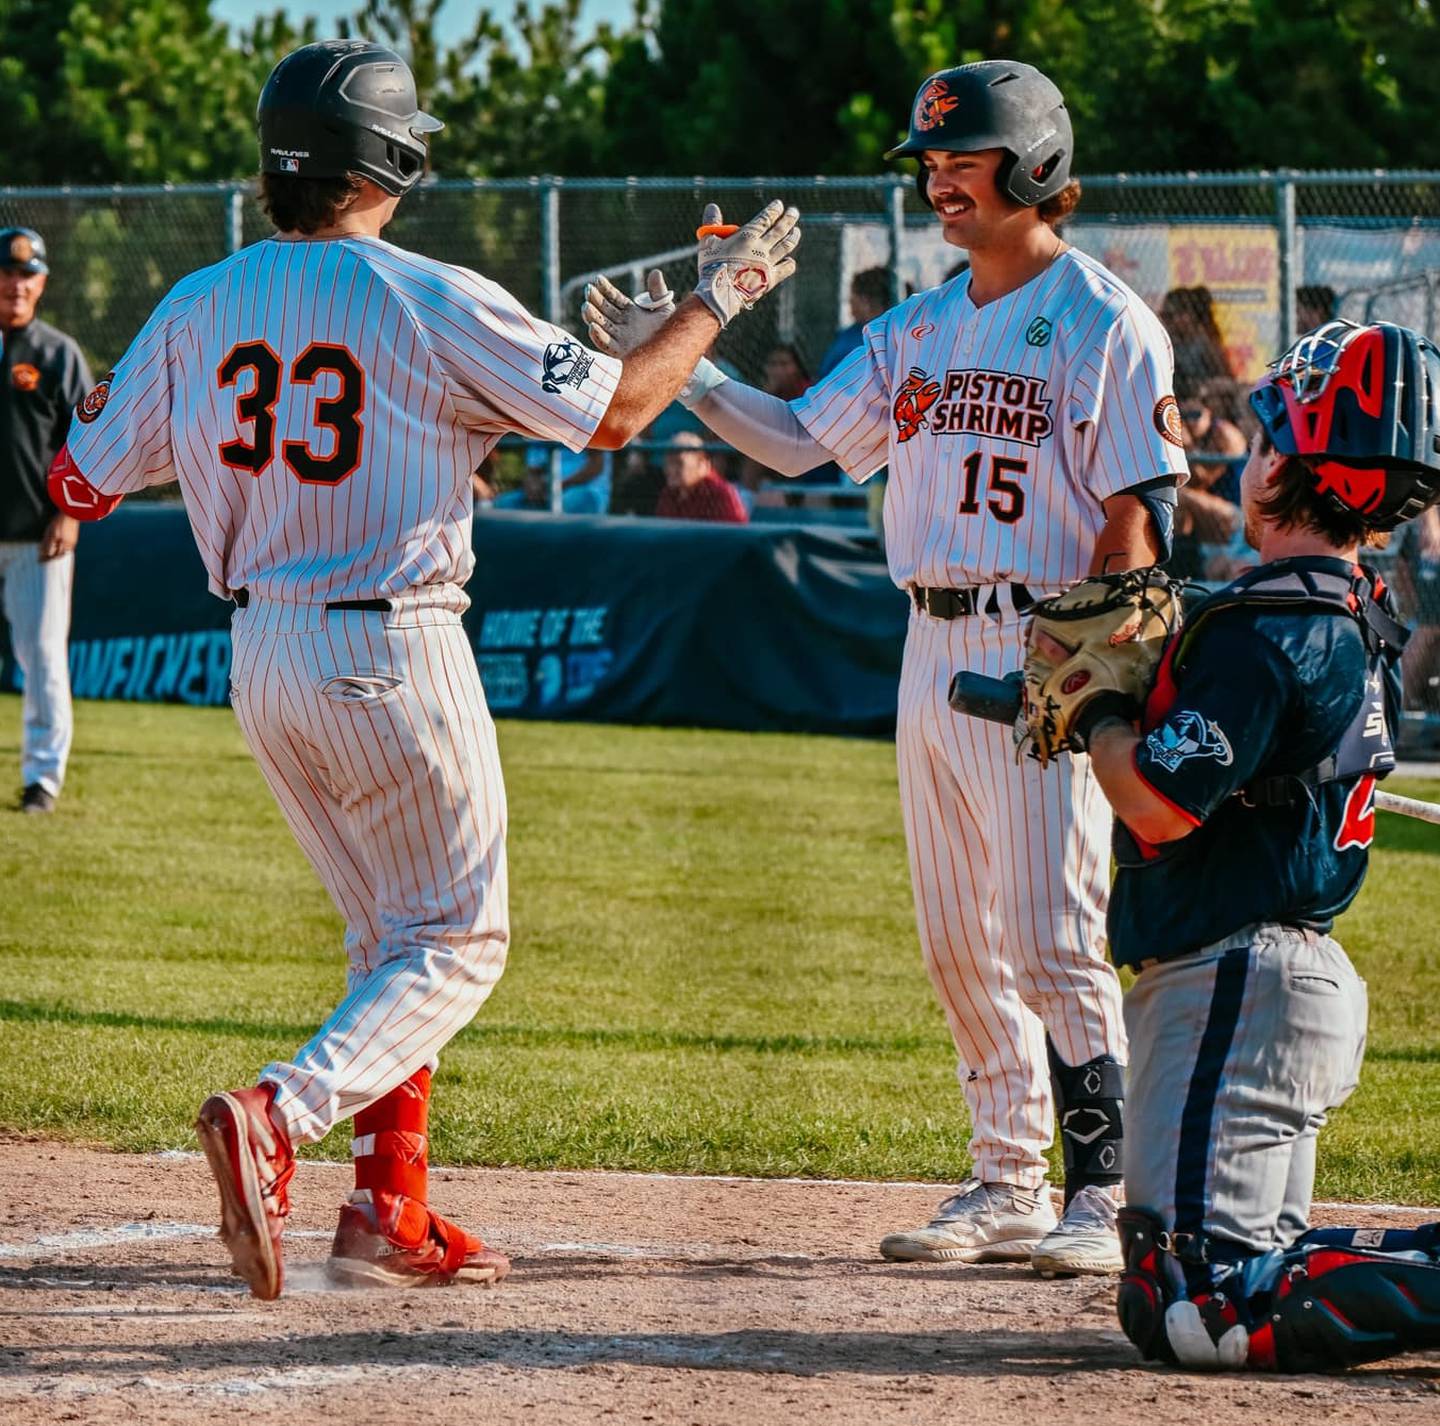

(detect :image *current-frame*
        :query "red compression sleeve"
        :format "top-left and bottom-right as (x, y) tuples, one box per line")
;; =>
(47, 446), (123, 520)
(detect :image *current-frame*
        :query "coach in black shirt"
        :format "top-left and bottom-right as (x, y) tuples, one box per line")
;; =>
(0, 227), (92, 812)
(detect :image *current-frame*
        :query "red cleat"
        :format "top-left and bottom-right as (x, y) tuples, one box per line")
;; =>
(328, 1192), (510, 1289)
(194, 1085), (295, 1301)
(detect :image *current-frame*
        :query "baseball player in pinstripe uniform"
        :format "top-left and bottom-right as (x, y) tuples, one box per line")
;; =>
(589, 60), (1184, 1276)
(46, 39), (800, 1300)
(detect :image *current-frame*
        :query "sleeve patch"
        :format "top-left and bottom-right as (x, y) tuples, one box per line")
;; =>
(75, 371), (114, 424)
(1154, 394), (1184, 447)
(540, 340), (594, 395)
(1144, 710), (1234, 773)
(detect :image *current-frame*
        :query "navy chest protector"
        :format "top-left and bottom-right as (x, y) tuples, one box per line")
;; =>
(1167, 561), (1408, 807)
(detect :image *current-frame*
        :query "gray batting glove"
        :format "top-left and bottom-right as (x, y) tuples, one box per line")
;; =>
(693, 200), (801, 329)
(583, 270), (675, 358)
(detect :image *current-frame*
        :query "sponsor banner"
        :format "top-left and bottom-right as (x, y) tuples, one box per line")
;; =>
(0, 506), (908, 734)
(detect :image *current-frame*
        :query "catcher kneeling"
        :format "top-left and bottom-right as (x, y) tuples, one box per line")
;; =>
(1017, 321), (1440, 1371)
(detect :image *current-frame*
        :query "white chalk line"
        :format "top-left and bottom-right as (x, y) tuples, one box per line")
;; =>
(148, 1148), (1437, 1213)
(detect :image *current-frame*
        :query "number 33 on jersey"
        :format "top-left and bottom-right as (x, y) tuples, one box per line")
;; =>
(48, 236), (620, 605)
(793, 249), (1188, 592)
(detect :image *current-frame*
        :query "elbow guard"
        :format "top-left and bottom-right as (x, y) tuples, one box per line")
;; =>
(48, 446), (122, 520)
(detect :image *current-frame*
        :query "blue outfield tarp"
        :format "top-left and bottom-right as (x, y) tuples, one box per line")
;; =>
(0, 506), (909, 736)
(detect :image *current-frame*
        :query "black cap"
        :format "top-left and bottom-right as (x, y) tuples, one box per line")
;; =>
(0, 228), (48, 275)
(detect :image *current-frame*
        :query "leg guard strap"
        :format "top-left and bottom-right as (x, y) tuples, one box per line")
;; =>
(1117, 1207), (1180, 1363)
(1048, 1040), (1124, 1201)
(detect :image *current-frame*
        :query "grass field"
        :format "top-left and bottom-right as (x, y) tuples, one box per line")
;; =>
(1, 691), (1437, 1203)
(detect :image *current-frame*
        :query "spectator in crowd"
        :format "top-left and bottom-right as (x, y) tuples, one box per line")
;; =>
(761, 343), (811, 401)
(0, 226), (92, 814)
(655, 431), (747, 524)
(610, 447), (665, 517)
(1170, 379), (1250, 581)
(1159, 285), (1233, 391)
(1393, 503), (1440, 712)
(494, 444), (612, 514)
(1296, 283), (1338, 334)
(818, 267), (891, 378)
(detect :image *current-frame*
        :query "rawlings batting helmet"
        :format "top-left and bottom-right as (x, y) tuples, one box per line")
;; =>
(886, 61), (1073, 209)
(1249, 319), (1440, 531)
(257, 40), (442, 197)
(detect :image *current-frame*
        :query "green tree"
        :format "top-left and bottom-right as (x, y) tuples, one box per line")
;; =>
(0, 0), (314, 184)
(596, 0), (915, 175)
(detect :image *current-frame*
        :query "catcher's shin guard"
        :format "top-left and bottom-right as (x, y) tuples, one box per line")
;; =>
(1116, 1207), (1179, 1362)
(1258, 1247), (1440, 1371)
(1048, 1040), (1124, 1204)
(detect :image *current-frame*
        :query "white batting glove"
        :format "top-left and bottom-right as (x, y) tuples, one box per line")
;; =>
(582, 270), (675, 358)
(693, 200), (801, 329)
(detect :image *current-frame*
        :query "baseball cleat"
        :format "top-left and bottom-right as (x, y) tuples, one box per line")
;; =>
(879, 1179), (1057, 1263)
(328, 1192), (510, 1289)
(1031, 1183), (1124, 1278)
(194, 1085), (295, 1301)
(21, 784), (56, 814)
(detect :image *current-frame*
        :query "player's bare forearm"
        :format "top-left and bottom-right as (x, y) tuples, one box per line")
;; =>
(590, 297), (722, 449)
(1087, 719), (1198, 844)
(1089, 491), (1162, 574)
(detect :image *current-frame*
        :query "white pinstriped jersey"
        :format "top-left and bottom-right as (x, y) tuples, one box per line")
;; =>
(62, 235), (621, 603)
(793, 249), (1187, 591)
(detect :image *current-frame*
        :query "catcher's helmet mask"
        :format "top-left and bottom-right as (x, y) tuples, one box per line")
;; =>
(1249, 318), (1440, 531)
(258, 39), (443, 197)
(887, 61), (1073, 210)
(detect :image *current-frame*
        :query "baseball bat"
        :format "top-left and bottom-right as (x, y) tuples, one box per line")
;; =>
(948, 671), (1440, 828)
(947, 670), (1024, 724)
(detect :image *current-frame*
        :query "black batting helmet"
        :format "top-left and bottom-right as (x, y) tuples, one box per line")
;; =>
(1249, 319), (1440, 531)
(887, 61), (1073, 210)
(257, 40), (442, 197)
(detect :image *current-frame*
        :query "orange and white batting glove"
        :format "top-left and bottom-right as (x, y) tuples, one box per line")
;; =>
(693, 200), (801, 328)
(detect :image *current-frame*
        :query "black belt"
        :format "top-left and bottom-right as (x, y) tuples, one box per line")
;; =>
(911, 583), (1034, 619)
(231, 589), (393, 612)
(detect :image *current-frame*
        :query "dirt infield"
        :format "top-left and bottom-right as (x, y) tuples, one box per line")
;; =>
(2, 1141), (1437, 1425)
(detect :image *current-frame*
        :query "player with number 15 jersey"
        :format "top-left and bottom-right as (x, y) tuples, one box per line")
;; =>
(632, 60), (1188, 1276)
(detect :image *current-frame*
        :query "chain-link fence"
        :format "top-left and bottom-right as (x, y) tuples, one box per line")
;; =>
(4, 171), (1440, 732)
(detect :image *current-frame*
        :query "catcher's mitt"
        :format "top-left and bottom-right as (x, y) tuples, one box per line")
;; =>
(1019, 568), (1183, 766)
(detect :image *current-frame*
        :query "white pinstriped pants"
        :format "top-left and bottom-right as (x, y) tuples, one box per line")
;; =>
(228, 594), (509, 1147)
(0, 541), (74, 796)
(896, 603), (1124, 1190)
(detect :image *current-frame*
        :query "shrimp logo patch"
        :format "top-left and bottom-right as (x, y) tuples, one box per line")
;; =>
(914, 78), (960, 132)
(75, 371), (113, 423)
(541, 340), (594, 395)
(1144, 709), (1233, 773)
(893, 367), (942, 443)
(10, 362), (40, 392)
(1154, 395), (1185, 447)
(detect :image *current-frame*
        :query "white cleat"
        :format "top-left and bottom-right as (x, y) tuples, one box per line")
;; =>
(1030, 1183), (1125, 1278)
(879, 1179), (1057, 1263)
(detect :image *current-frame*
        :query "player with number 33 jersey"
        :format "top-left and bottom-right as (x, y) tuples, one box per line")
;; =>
(45, 38), (799, 1299)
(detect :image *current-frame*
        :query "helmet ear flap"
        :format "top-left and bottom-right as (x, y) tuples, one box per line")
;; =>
(915, 164), (931, 210)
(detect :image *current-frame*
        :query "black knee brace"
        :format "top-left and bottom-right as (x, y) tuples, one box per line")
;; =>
(1047, 1039), (1124, 1202)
